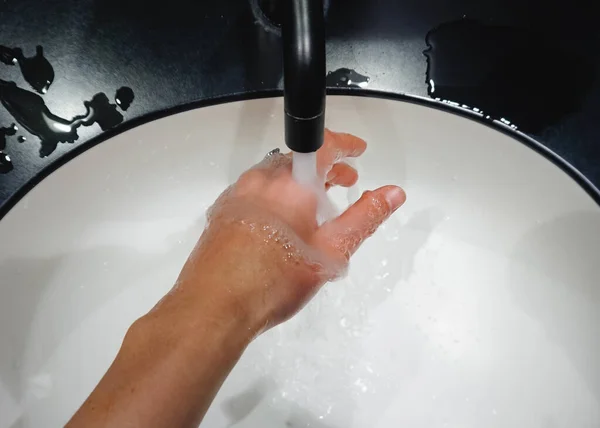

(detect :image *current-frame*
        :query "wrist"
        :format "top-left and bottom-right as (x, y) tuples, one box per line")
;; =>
(135, 284), (260, 359)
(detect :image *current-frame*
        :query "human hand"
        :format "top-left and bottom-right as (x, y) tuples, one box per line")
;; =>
(157, 130), (406, 336)
(67, 131), (406, 428)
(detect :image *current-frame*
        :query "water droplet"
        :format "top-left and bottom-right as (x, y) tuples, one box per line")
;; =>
(17, 135), (26, 143)
(115, 86), (134, 111)
(0, 151), (13, 174)
(424, 19), (594, 134)
(354, 378), (368, 393)
(326, 68), (370, 89)
(0, 123), (17, 173)
(0, 45), (54, 94)
(375, 272), (390, 280)
(0, 122), (16, 149)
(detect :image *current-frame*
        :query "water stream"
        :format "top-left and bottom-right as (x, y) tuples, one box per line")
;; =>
(292, 151), (337, 224)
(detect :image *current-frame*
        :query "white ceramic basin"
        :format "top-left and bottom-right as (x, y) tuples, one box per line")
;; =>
(1, 97), (599, 428)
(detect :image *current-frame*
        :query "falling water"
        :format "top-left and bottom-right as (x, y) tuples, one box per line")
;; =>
(292, 152), (319, 189)
(292, 151), (337, 224)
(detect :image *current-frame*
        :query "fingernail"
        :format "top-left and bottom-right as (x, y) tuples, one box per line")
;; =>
(385, 186), (406, 211)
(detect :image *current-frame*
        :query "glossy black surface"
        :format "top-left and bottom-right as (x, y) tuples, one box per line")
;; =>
(0, 0), (599, 216)
(425, 19), (595, 134)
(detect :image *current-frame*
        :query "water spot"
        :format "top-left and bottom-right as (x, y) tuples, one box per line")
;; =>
(0, 152), (13, 174)
(354, 377), (368, 393)
(0, 123), (17, 151)
(115, 86), (134, 111)
(0, 80), (126, 157)
(17, 135), (26, 143)
(0, 123), (17, 173)
(424, 19), (595, 134)
(0, 45), (54, 94)
(327, 68), (370, 89)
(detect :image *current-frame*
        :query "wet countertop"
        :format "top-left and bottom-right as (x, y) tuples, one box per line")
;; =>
(0, 0), (598, 216)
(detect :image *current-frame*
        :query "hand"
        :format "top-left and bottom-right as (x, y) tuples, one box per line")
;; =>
(68, 130), (406, 428)
(163, 129), (406, 335)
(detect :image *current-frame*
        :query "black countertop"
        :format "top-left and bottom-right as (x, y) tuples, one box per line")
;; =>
(0, 0), (598, 218)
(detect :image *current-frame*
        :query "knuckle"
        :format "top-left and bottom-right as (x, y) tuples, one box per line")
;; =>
(237, 169), (265, 187)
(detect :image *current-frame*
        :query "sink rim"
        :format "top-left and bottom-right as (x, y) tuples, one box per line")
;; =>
(1, 90), (598, 221)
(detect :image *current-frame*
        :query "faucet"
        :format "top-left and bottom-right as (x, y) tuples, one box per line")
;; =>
(283, 0), (326, 153)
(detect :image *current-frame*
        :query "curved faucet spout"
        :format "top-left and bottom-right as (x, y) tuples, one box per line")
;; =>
(283, 0), (326, 153)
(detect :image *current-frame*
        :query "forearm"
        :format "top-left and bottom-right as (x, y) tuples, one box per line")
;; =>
(67, 290), (254, 428)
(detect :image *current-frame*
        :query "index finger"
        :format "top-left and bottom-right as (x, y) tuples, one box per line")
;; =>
(315, 185), (406, 261)
(318, 129), (367, 175)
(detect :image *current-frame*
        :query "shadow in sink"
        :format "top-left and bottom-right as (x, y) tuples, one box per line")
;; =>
(509, 211), (600, 401)
(228, 98), (277, 184)
(0, 216), (205, 409)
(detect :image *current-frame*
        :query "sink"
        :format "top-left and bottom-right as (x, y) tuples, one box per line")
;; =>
(1, 96), (599, 427)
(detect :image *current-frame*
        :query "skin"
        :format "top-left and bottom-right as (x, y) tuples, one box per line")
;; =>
(67, 130), (406, 428)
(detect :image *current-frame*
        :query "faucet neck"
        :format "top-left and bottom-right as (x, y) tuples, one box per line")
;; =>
(283, 0), (326, 153)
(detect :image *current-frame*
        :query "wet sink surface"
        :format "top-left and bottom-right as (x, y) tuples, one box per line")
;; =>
(1, 97), (599, 427)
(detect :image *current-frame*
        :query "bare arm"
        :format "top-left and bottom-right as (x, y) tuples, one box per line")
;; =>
(67, 130), (406, 427)
(67, 294), (252, 428)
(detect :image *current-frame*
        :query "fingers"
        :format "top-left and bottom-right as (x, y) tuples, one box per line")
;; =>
(318, 129), (367, 174)
(316, 185), (406, 261)
(325, 163), (358, 189)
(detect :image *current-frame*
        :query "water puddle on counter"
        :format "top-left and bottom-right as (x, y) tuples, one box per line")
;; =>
(0, 44), (134, 164)
(424, 19), (594, 134)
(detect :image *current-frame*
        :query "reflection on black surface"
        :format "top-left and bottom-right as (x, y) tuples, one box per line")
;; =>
(0, 80), (125, 157)
(251, 0), (331, 35)
(424, 19), (595, 134)
(0, 44), (134, 161)
(0, 45), (54, 94)
(115, 87), (134, 111)
(326, 68), (370, 88)
(84, 93), (124, 131)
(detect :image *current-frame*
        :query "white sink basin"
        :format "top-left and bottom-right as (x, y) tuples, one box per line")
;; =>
(1, 96), (599, 427)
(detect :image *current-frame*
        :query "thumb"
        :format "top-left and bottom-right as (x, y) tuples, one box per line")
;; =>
(316, 185), (406, 261)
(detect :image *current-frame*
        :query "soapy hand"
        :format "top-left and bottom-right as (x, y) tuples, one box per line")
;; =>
(164, 129), (406, 334)
(67, 130), (406, 428)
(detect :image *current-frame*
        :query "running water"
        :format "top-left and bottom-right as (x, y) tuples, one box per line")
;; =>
(292, 151), (338, 224)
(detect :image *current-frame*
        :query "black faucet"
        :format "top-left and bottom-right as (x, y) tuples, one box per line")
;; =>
(283, 0), (326, 153)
